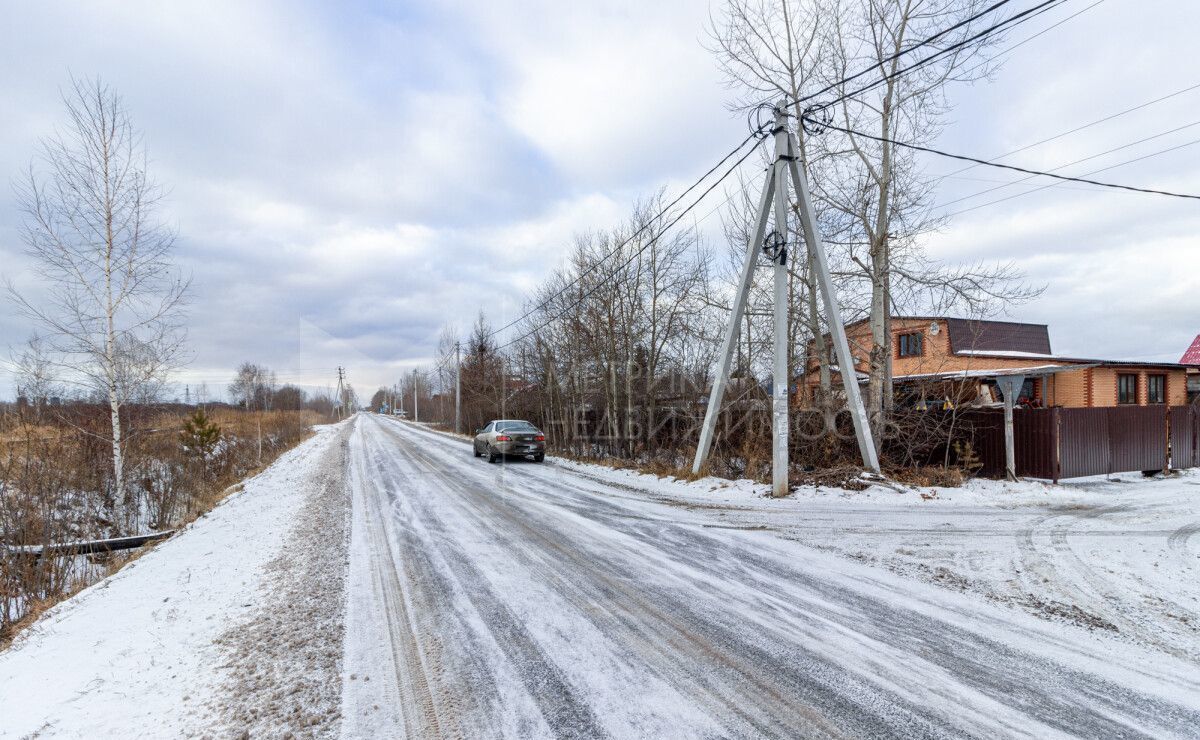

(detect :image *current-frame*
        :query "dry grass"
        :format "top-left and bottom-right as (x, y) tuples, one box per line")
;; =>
(888, 465), (967, 488)
(0, 407), (328, 649)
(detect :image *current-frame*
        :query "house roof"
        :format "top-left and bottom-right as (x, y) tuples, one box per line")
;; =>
(832, 316), (1053, 355)
(945, 318), (1052, 355)
(952, 353), (1190, 370)
(1182, 334), (1200, 365)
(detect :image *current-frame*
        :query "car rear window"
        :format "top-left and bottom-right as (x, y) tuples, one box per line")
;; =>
(496, 422), (537, 432)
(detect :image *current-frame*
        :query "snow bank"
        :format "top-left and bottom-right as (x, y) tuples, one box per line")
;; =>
(0, 424), (345, 738)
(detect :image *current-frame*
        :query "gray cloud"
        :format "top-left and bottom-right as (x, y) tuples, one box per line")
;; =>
(2, 0), (1198, 399)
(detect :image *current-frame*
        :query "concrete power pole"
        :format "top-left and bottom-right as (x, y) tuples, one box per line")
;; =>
(335, 367), (346, 419)
(693, 105), (880, 494)
(455, 341), (462, 434)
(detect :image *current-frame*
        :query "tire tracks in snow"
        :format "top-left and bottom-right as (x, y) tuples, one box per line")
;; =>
(380, 418), (1200, 739)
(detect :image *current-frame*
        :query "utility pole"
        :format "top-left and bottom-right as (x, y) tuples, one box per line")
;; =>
(412, 369), (419, 423)
(770, 112), (791, 499)
(335, 367), (346, 419)
(455, 341), (462, 434)
(693, 105), (880, 491)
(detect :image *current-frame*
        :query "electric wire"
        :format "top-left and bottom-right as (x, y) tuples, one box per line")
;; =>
(954, 0), (1106, 80)
(805, 0), (1067, 110)
(944, 136), (1200, 216)
(936, 117), (1200, 209)
(795, 0), (1022, 105)
(489, 1), (1071, 349)
(494, 137), (765, 351)
(487, 128), (766, 341)
(804, 116), (1200, 202)
(935, 79), (1200, 182)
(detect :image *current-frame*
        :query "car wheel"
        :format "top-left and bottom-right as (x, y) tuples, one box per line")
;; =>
(473, 443), (481, 458)
(534, 453), (544, 463)
(487, 446), (499, 464)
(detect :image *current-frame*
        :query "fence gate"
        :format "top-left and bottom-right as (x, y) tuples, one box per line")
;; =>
(1171, 406), (1200, 469)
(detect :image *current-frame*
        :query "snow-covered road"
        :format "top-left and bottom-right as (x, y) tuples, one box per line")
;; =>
(2, 414), (1198, 738)
(342, 414), (1200, 738)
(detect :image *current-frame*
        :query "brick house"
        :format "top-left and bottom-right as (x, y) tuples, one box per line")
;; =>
(801, 316), (1191, 409)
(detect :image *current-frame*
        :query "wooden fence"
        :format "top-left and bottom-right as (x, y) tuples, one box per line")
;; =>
(969, 405), (1198, 481)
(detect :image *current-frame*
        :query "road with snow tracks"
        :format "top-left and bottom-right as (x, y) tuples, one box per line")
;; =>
(339, 414), (1200, 739)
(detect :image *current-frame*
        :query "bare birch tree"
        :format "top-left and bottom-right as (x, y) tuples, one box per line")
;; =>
(9, 77), (188, 527)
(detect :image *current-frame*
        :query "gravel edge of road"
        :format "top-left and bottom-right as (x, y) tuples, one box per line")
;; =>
(202, 423), (353, 739)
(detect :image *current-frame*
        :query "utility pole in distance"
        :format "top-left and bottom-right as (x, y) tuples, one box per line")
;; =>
(455, 341), (462, 434)
(412, 369), (419, 423)
(335, 367), (346, 419)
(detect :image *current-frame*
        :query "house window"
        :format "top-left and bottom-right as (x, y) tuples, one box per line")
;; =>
(1117, 373), (1139, 405)
(1147, 374), (1166, 404)
(897, 332), (923, 358)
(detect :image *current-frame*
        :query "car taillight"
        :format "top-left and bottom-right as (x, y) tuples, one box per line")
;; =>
(496, 434), (511, 441)
(535, 435), (545, 441)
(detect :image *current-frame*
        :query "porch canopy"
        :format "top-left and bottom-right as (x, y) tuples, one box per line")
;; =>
(892, 363), (1090, 383)
(893, 363), (1099, 480)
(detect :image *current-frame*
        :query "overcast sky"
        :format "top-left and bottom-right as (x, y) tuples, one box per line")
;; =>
(1, 0), (1197, 400)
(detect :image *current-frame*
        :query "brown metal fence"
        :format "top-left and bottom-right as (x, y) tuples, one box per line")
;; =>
(966, 405), (1196, 480)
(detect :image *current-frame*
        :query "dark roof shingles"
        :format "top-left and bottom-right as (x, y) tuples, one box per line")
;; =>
(945, 318), (1052, 355)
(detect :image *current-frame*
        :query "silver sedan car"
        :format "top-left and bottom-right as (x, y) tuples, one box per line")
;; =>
(473, 419), (546, 463)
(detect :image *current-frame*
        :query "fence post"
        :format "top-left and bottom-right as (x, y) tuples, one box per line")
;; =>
(1164, 406), (1171, 473)
(1053, 406), (1061, 484)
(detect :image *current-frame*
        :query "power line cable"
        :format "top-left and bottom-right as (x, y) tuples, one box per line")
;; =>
(795, 0), (1021, 105)
(709, 86), (1200, 234)
(936, 79), (1200, 181)
(495, 138), (765, 351)
(488, 128), (766, 341)
(488, 2), (1069, 349)
(955, 0), (1106, 80)
(804, 116), (1200, 202)
(936, 117), (1200, 209)
(807, 0), (1067, 110)
(945, 136), (1200, 216)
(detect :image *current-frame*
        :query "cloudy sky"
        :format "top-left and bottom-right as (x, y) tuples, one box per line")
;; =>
(1, 0), (1197, 400)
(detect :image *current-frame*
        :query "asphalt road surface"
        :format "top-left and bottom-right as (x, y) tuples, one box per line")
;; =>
(340, 414), (1200, 739)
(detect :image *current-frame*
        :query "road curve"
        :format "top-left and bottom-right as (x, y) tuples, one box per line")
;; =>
(340, 414), (1200, 739)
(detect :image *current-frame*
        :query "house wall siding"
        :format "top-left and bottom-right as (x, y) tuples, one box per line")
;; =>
(1055, 369), (1089, 407)
(1093, 369), (1117, 406)
(1081, 367), (1187, 407)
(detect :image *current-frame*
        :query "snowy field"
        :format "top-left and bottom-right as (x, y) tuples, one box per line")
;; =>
(0, 414), (1197, 738)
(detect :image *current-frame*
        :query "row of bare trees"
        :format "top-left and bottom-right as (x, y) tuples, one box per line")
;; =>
(227, 362), (334, 413)
(408, 0), (1039, 474)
